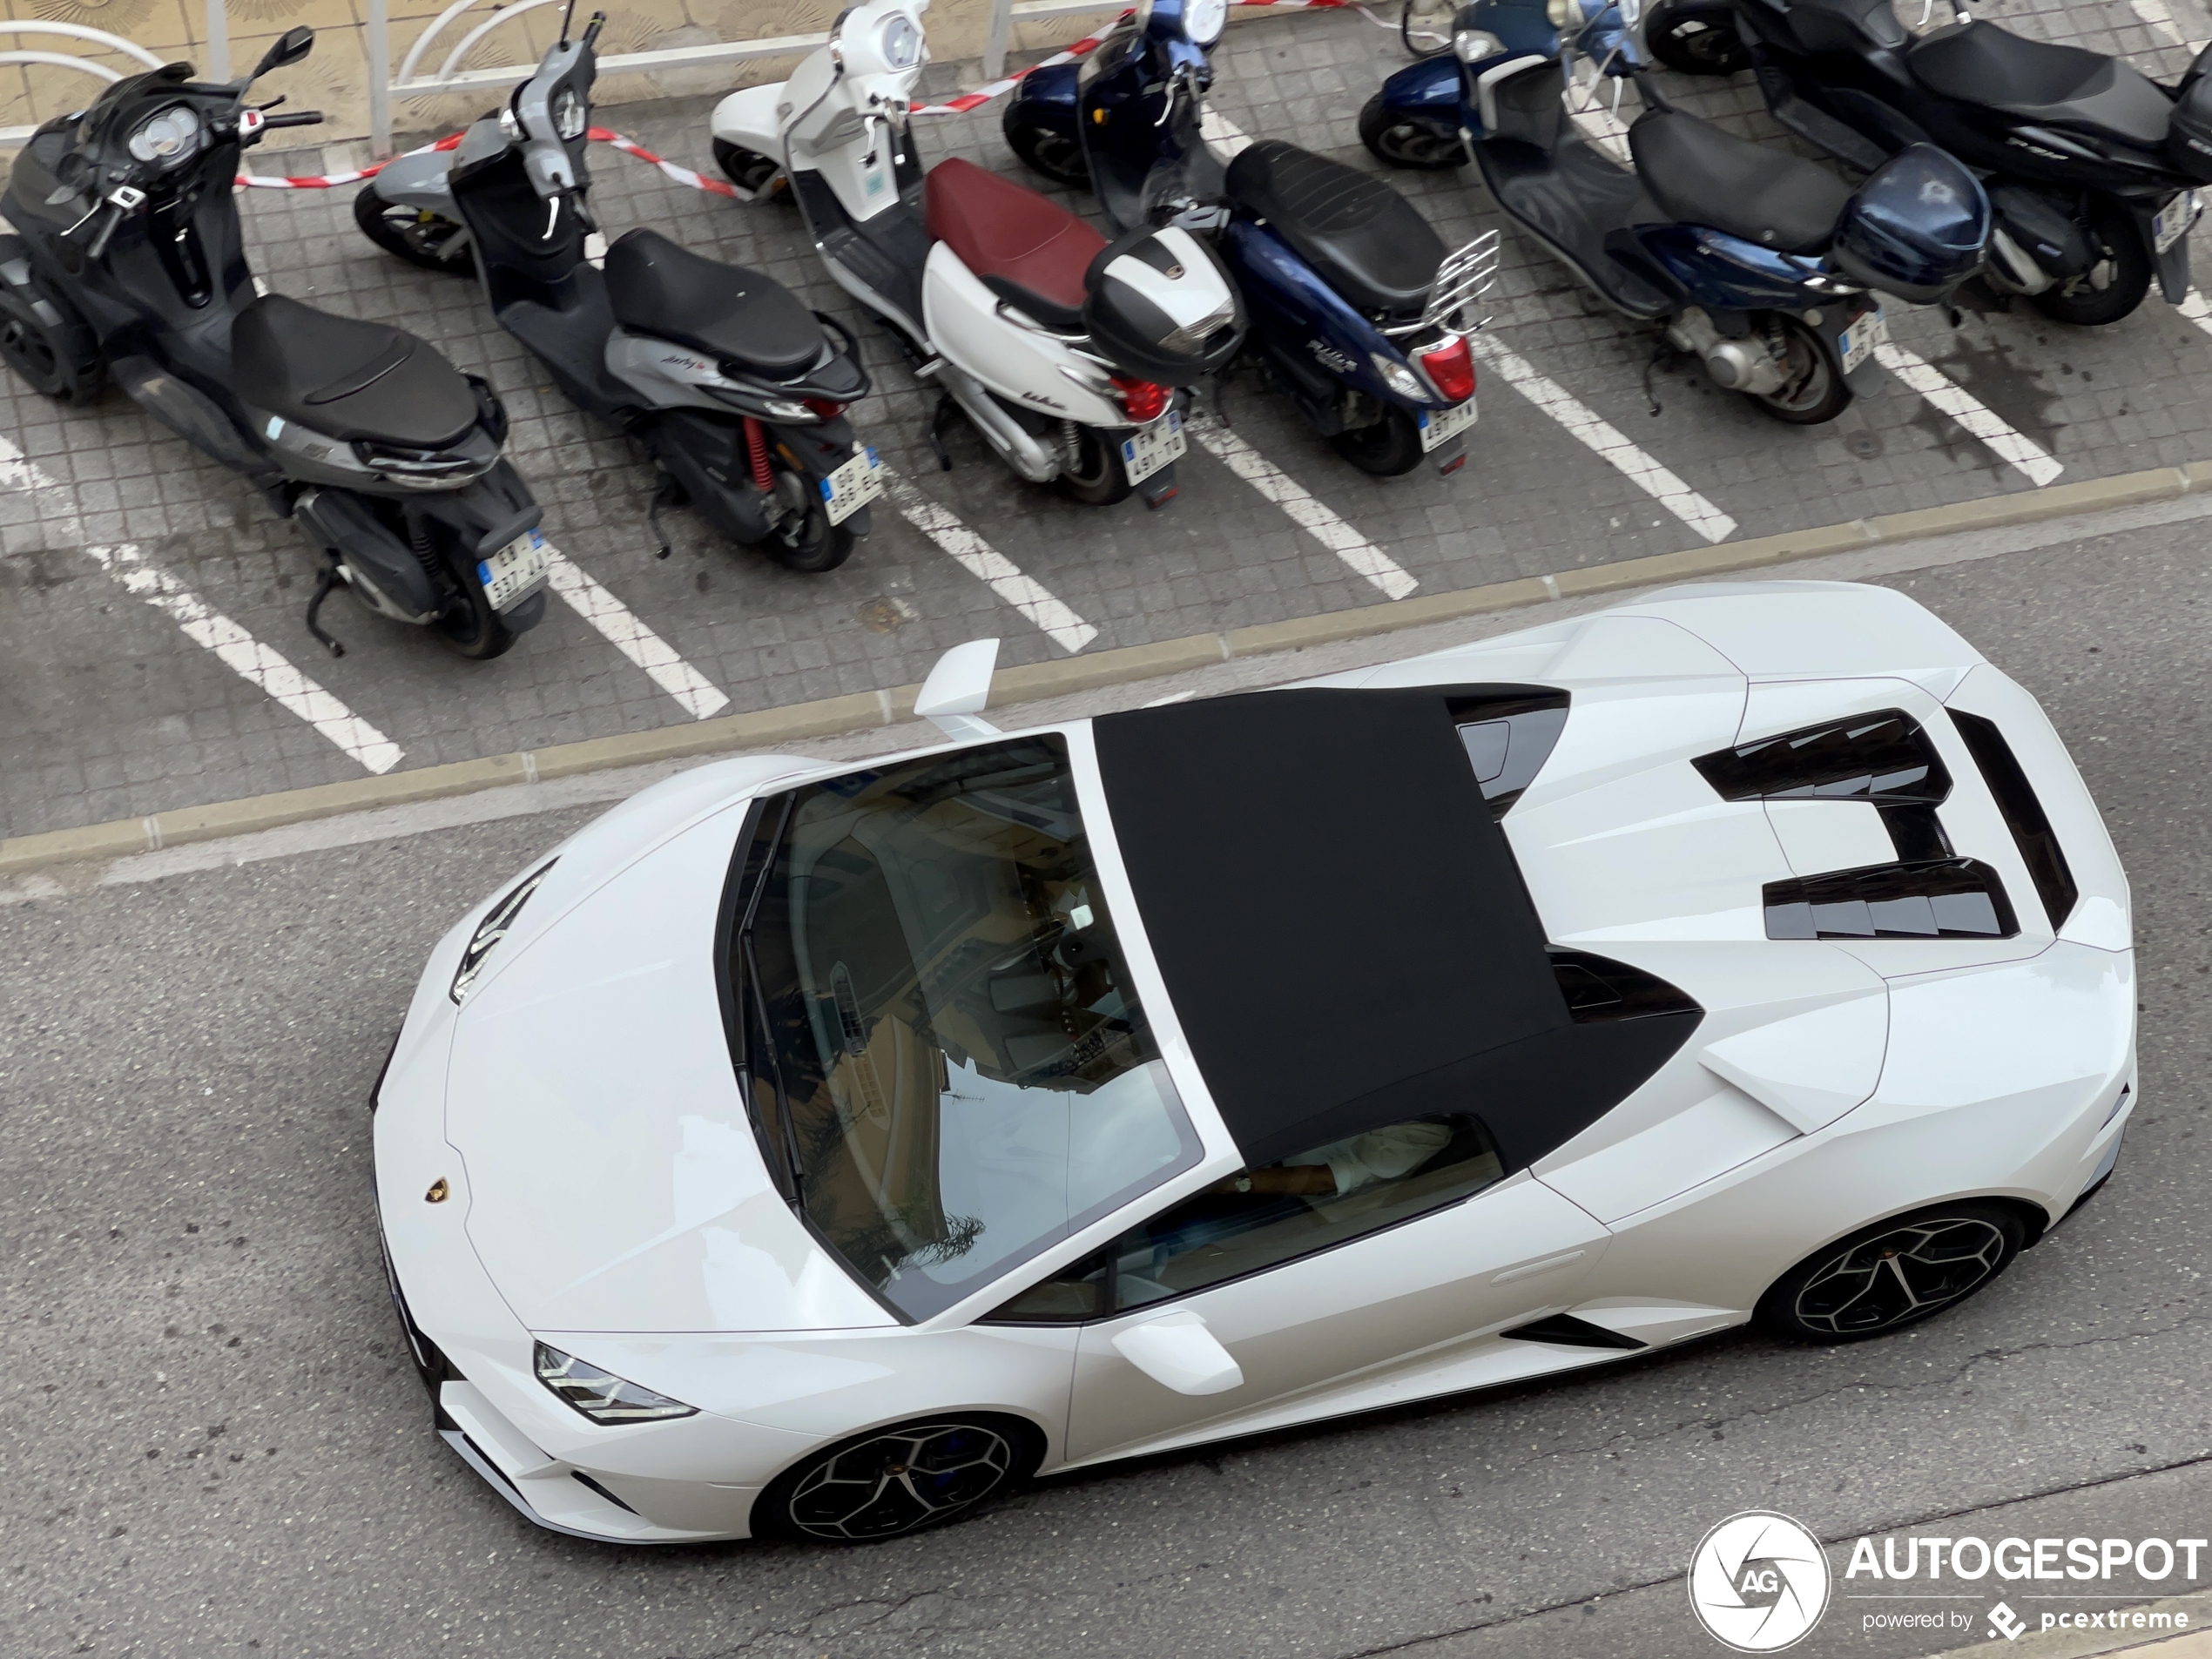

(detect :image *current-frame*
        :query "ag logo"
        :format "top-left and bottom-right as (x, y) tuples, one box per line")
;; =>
(1688, 1511), (1831, 1652)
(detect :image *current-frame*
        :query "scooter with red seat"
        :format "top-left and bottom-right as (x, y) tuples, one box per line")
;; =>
(710, 0), (1243, 508)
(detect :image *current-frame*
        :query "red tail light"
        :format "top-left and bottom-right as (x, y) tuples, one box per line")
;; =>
(803, 398), (846, 419)
(1111, 375), (1170, 423)
(1416, 335), (1476, 404)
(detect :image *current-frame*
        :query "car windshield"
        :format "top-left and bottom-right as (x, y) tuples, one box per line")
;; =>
(731, 734), (1202, 1320)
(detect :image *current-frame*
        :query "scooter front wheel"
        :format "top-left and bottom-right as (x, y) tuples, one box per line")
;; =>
(1055, 426), (1135, 505)
(1748, 316), (1851, 426)
(1642, 0), (1752, 75)
(353, 187), (474, 275)
(1358, 93), (1464, 171)
(1329, 404), (1427, 475)
(1002, 111), (1093, 191)
(0, 264), (104, 404)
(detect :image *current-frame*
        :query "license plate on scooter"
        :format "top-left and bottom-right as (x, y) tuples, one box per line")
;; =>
(819, 444), (884, 526)
(1838, 307), (1889, 375)
(475, 526), (550, 612)
(2155, 190), (2200, 253)
(1119, 408), (1185, 485)
(1419, 395), (1478, 452)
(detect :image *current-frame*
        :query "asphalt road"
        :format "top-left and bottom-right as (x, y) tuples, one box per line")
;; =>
(4, 517), (2210, 1659)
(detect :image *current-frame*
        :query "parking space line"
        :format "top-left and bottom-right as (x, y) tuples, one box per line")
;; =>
(1467, 334), (1741, 543)
(1871, 342), (2065, 487)
(541, 548), (732, 718)
(1189, 417), (1420, 598)
(86, 543), (405, 774)
(884, 472), (1100, 653)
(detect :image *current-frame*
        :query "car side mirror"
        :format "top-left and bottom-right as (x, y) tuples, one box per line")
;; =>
(1110, 1309), (1244, 1395)
(914, 637), (1001, 742)
(252, 26), (314, 81)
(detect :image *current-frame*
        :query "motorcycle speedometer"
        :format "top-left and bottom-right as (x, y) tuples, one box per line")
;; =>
(127, 105), (201, 167)
(880, 12), (925, 70)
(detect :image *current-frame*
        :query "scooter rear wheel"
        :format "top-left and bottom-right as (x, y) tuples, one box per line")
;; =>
(431, 566), (520, 660)
(1055, 426), (1136, 505)
(1642, 0), (1753, 75)
(2029, 209), (2151, 327)
(1002, 111), (1093, 191)
(766, 469), (857, 572)
(353, 187), (474, 276)
(1358, 93), (1464, 172)
(1329, 404), (1427, 475)
(1748, 316), (1851, 425)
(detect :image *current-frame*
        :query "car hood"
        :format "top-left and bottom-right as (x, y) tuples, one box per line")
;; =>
(445, 799), (895, 1336)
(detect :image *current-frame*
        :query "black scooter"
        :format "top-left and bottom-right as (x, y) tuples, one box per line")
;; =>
(0, 27), (550, 659)
(1642, 0), (2212, 324)
(356, 6), (880, 571)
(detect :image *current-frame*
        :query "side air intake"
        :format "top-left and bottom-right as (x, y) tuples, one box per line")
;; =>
(1451, 688), (1570, 819)
(1696, 708), (1955, 861)
(1549, 948), (1703, 1022)
(1764, 858), (2018, 941)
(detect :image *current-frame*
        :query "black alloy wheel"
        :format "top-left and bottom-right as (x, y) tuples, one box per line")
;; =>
(1002, 111), (1094, 190)
(1358, 92), (1466, 171)
(353, 187), (475, 276)
(2030, 207), (2153, 327)
(0, 282), (105, 404)
(1642, 0), (1755, 75)
(752, 1416), (1041, 1543)
(1756, 1201), (2028, 1342)
(1330, 402), (1427, 474)
(1055, 423), (1136, 505)
(1749, 315), (1851, 424)
(765, 463), (856, 571)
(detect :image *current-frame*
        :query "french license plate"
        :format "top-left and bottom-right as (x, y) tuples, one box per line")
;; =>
(475, 526), (549, 612)
(819, 444), (883, 525)
(2155, 190), (2199, 253)
(1419, 395), (1478, 452)
(1119, 408), (1185, 485)
(1838, 307), (1889, 375)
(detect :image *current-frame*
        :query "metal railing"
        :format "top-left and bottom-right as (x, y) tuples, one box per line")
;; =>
(0, 23), (165, 145)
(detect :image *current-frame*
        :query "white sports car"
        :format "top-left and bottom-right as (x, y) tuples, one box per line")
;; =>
(373, 581), (2134, 1545)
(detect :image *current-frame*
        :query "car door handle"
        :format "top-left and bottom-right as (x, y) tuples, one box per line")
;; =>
(1110, 1309), (1244, 1396)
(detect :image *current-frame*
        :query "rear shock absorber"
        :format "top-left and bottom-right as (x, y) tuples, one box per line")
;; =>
(407, 512), (449, 605)
(742, 416), (774, 494)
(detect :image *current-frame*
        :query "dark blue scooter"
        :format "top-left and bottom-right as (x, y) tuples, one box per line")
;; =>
(1359, 0), (1992, 422)
(1003, 0), (1496, 476)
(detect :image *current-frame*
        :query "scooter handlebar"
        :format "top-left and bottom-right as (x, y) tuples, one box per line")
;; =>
(261, 110), (326, 129)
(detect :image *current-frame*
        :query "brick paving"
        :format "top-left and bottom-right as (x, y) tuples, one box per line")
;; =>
(3, 0), (2211, 836)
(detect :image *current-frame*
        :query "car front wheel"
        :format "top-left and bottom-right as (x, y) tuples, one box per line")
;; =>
(752, 1415), (1042, 1543)
(1756, 1201), (2029, 1343)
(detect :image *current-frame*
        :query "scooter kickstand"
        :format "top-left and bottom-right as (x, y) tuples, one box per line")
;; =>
(1642, 344), (1676, 419)
(304, 563), (346, 658)
(646, 472), (686, 559)
(925, 394), (958, 472)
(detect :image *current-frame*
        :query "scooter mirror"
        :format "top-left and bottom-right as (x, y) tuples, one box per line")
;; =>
(251, 26), (314, 81)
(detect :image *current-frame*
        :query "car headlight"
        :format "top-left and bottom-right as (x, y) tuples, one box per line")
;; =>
(1453, 26), (1505, 61)
(448, 859), (556, 1005)
(535, 1342), (698, 1424)
(1371, 351), (1426, 399)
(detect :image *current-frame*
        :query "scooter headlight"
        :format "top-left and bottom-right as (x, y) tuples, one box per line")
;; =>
(880, 12), (926, 70)
(1546, 0), (1583, 28)
(1453, 26), (1505, 61)
(1184, 0), (1230, 45)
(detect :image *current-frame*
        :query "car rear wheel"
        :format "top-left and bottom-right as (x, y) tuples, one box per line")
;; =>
(1755, 1201), (2028, 1343)
(752, 1415), (1043, 1543)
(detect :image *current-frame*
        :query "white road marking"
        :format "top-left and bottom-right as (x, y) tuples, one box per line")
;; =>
(542, 548), (731, 718)
(1467, 334), (1740, 543)
(85, 543), (405, 773)
(1872, 342), (2065, 487)
(1189, 417), (1420, 598)
(2180, 287), (2212, 341)
(884, 473), (1100, 653)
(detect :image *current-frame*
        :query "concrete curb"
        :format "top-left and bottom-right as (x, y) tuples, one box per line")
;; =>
(4, 461), (2202, 877)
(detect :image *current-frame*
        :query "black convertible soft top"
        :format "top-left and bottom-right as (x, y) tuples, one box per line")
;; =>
(1091, 687), (1694, 1171)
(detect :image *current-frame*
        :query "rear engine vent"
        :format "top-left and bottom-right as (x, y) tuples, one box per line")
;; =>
(1549, 948), (1703, 1022)
(1764, 858), (2019, 941)
(1450, 688), (1570, 819)
(1696, 708), (1954, 864)
(1948, 708), (2079, 929)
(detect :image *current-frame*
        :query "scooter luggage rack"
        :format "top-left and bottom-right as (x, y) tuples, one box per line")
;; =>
(1396, 229), (1501, 337)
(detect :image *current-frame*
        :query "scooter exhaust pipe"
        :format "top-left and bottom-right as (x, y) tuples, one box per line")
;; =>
(933, 363), (1063, 484)
(1987, 227), (2055, 295)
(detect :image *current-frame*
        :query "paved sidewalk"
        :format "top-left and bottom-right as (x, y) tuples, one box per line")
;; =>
(5, 0), (2212, 839)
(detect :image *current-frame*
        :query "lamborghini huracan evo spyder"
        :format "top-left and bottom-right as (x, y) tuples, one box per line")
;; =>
(373, 580), (2132, 1544)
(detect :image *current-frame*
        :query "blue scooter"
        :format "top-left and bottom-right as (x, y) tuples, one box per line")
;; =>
(1359, 0), (1991, 422)
(1002, 0), (1496, 476)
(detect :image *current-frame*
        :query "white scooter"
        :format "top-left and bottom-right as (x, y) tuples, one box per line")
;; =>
(711, 0), (1244, 509)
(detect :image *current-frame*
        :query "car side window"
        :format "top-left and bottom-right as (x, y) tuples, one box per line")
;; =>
(981, 1113), (1504, 1323)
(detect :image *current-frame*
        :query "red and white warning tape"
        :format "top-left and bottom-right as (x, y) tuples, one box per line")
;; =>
(236, 0), (1391, 189)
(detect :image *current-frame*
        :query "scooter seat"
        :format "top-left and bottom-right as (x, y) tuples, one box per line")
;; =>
(924, 157), (1106, 332)
(1907, 22), (2172, 149)
(1628, 111), (1852, 255)
(1223, 141), (1445, 319)
(232, 294), (478, 448)
(602, 229), (822, 375)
